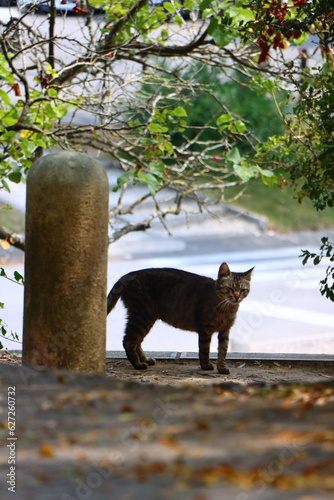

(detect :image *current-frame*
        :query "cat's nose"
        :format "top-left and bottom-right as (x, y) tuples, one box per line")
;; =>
(234, 292), (241, 301)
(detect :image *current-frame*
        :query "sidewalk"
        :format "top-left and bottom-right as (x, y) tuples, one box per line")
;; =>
(1, 359), (334, 500)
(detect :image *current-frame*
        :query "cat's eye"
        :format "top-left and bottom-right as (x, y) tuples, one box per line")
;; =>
(241, 289), (249, 295)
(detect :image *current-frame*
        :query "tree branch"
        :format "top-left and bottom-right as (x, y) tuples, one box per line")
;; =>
(52, 2), (211, 87)
(99, 0), (149, 52)
(48, 0), (56, 69)
(0, 226), (25, 252)
(109, 221), (151, 244)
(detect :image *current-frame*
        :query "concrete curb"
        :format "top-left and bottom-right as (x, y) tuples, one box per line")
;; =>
(4, 350), (334, 363)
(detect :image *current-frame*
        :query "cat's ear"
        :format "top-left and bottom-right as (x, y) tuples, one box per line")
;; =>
(218, 262), (231, 278)
(242, 267), (254, 281)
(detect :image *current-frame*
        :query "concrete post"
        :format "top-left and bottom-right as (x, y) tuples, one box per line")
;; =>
(22, 152), (109, 373)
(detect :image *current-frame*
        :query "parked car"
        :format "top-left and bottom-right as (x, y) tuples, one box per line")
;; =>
(15, 0), (101, 15)
(0, 0), (17, 6)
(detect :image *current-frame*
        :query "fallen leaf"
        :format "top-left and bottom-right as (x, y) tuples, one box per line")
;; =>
(120, 404), (134, 413)
(39, 444), (54, 457)
(159, 435), (180, 449)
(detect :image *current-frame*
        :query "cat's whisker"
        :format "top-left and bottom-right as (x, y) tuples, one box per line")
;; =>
(215, 298), (231, 314)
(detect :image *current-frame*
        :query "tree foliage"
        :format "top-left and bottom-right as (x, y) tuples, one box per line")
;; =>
(0, 267), (23, 348)
(301, 237), (334, 302)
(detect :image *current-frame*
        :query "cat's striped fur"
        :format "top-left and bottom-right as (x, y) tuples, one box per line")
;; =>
(107, 262), (253, 374)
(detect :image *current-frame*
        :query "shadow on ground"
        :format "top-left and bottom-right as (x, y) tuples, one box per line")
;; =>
(0, 359), (334, 500)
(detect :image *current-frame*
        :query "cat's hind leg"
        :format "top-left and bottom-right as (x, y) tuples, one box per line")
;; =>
(123, 315), (156, 370)
(136, 345), (156, 366)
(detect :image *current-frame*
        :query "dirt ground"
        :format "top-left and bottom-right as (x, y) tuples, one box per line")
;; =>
(1, 355), (334, 500)
(1, 352), (333, 386)
(106, 357), (334, 386)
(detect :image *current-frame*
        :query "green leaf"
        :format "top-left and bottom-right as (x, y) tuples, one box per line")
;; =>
(0, 89), (10, 105)
(149, 123), (169, 134)
(230, 119), (247, 133)
(233, 164), (255, 182)
(226, 147), (242, 164)
(45, 102), (67, 120)
(163, 2), (176, 14)
(174, 14), (183, 27)
(226, 6), (254, 22)
(0, 60), (15, 85)
(14, 271), (24, 283)
(163, 141), (174, 155)
(208, 16), (219, 36)
(199, 0), (211, 10)
(2, 110), (18, 126)
(301, 253), (310, 265)
(149, 160), (165, 178)
(21, 138), (36, 157)
(173, 106), (187, 117)
(112, 170), (136, 192)
(47, 87), (58, 97)
(1, 179), (10, 192)
(217, 114), (233, 126)
(131, 162), (166, 195)
(144, 172), (163, 195)
(45, 103), (59, 119)
(45, 62), (58, 77)
(8, 171), (22, 184)
(291, 33), (309, 46)
(212, 26), (237, 48)
(160, 29), (169, 41)
(0, 130), (16, 141)
(261, 172), (278, 187)
(35, 138), (47, 148)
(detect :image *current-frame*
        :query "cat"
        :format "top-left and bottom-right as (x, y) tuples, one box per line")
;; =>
(107, 262), (253, 374)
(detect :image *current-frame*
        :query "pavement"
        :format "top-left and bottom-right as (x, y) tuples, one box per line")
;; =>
(1, 358), (334, 500)
(2, 198), (334, 353)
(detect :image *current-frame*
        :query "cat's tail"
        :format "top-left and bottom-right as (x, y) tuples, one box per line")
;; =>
(107, 279), (124, 315)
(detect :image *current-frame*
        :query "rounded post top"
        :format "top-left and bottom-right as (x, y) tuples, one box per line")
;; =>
(28, 151), (108, 185)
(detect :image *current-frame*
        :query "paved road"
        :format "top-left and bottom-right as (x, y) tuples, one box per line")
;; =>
(2, 217), (334, 354)
(1, 171), (334, 355)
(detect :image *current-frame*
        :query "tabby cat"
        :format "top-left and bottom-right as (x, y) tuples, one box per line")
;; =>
(107, 262), (253, 374)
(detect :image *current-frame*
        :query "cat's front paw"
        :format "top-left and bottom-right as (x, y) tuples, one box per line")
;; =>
(200, 361), (214, 371)
(217, 364), (230, 375)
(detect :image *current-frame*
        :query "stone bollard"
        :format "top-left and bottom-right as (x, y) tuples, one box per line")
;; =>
(22, 152), (109, 373)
